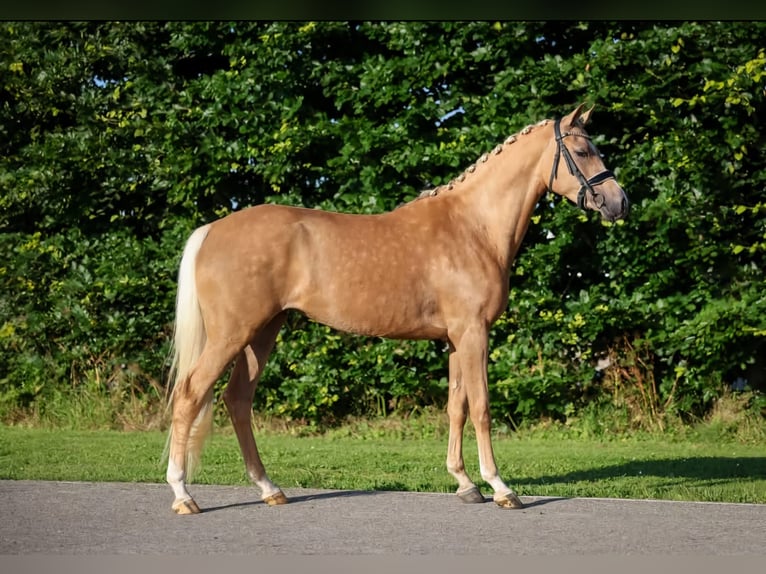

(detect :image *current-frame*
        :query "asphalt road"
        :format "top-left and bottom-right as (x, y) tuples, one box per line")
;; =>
(1, 479), (764, 555)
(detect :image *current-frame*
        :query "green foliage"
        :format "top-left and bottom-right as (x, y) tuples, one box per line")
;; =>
(0, 225), (183, 413)
(257, 318), (448, 425)
(1, 22), (764, 427)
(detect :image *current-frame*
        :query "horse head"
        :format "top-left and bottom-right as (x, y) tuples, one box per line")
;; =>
(546, 104), (629, 222)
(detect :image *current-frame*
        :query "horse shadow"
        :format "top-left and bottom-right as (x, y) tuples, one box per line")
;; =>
(201, 485), (565, 514)
(201, 489), (380, 513)
(513, 455), (766, 491)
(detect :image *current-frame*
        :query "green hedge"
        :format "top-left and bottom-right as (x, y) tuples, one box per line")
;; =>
(1, 22), (764, 426)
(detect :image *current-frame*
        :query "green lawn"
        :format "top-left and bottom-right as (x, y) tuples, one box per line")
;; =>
(1, 424), (764, 504)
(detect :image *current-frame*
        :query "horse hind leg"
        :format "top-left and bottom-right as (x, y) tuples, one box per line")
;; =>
(167, 339), (242, 514)
(223, 313), (288, 506)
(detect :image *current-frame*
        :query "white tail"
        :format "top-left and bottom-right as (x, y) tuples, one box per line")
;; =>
(165, 223), (213, 480)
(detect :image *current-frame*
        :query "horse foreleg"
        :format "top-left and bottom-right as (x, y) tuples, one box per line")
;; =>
(446, 346), (484, 503)
(223, 314), (287, 506)
(457, 326), (524, 509)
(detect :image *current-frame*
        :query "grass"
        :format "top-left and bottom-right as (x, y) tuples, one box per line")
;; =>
(1, 418), (765, 504)
(2, 387), (764, 504)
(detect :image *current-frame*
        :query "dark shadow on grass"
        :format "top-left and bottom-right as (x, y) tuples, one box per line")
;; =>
(514, 456), (766, 487)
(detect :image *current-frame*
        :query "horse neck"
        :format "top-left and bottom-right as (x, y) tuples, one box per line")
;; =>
(450, 123), (552, 270)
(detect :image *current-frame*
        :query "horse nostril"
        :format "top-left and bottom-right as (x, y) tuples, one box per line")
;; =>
(621, 194), (629, 216)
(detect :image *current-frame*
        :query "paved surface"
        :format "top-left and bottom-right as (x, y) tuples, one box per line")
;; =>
(1, 479), (764, 555)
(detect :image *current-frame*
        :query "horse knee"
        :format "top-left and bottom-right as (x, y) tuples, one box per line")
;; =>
(470, 406), (492, 433)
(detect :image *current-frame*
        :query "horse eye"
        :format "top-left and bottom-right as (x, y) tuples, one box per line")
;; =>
(576, 150), (589, 158)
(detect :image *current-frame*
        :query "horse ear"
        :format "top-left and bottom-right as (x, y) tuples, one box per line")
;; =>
(563, 103), (587, 128)
(580, 105), (595, 126)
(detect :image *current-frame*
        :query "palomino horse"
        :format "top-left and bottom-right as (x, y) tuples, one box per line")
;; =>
(165, 104), (628, 514)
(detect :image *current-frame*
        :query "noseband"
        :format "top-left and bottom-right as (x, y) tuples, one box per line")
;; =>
(548, 118), (616, 210)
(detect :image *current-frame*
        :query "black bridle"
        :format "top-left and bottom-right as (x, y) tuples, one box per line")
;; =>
(548, 118), (616, 210)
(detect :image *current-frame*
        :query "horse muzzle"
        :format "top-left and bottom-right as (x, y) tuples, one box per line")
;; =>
(597, 185), (629, 222)
(580, 176), (628, 222)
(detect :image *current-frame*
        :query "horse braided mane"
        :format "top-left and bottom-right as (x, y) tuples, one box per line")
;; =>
(415, 118), (552, 201)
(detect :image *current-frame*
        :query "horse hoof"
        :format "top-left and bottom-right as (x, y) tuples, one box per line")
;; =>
(172, 498), (202, 515)
(457, 486), (486, 504)
(494, 492), (524, 509)
(263, 490), (289, 506)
